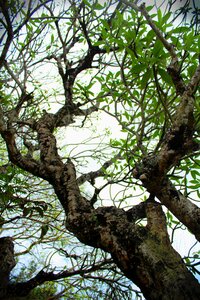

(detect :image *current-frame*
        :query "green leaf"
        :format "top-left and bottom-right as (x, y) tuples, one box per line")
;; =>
(157, 9), (162, 24)
(187, 64), (198, 77)
(146, 5), (154, 12)
(185, 257), (191, 265)
(141, 69), (152, 89)
(132, 63), (145, 75)
(146, 30), (155, 46)
(40, 224), (49, 239)
(158, 68), (173, 85)
(162, 12), (171, 24)
(94, 3), (104, 10)
(191, 170), (199, 180)
(152, 39), (163, 56)
(184, 31), (196, 50)
(101, 19), (110, 30)
(171, 26), (189, 34)
(35, 206), (44, 217)
(116, 10), (123, 25)
(82, 0), (91, 7)
(23, 207), (32, 217)
(188, 184), (199, 190)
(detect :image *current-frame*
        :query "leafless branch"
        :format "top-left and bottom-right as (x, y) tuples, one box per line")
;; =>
(8, 259), (112, 298)
(77, 152), (121, 185)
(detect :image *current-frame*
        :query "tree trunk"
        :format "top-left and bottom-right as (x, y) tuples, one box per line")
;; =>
(0, 237), (16, 299)
(52, 163), (200, 299)
(66, 201), (200, 300)
(2, 114), (200, 299)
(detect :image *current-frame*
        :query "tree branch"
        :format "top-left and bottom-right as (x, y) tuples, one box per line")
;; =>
(0, 0), (13, 69)
(8, 259), (112, 298)
(187, 63), (200, 94)
(77, 152), (121, 185)
(0, 122), (44, 180)
(155, 178), (200, 242)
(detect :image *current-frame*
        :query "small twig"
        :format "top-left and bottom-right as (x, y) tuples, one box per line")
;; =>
(77, 152), (121, 185)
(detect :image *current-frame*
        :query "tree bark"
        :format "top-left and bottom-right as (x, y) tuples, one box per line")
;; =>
(1, 114), (200, 299)
(51, 161), (200, 300)
(0, 237), (15, 299)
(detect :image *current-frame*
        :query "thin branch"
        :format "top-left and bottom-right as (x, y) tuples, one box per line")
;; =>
(13, 0), (52, 36)
(3, 61), (25, 93)
(77, 152), (121, 185)
(0, 0), (13, 69)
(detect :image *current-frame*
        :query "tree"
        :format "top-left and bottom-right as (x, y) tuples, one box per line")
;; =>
(0, 0), (200, 299)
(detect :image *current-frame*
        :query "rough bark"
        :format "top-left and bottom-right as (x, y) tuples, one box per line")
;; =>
(48, 161), (200, 299)
(1, 96), (200, 298)
(51, 161), (200, 300)
(0, 237), (16, 299)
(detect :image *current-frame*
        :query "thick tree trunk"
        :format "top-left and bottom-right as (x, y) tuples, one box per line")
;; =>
(72, 207), (200, 300)
(127, 238), (200, 300)
(67, 203), (200, 300)
(2, 198), (200, 299)
(1, 108), (200, 299)
(52, 163), (200, 299)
